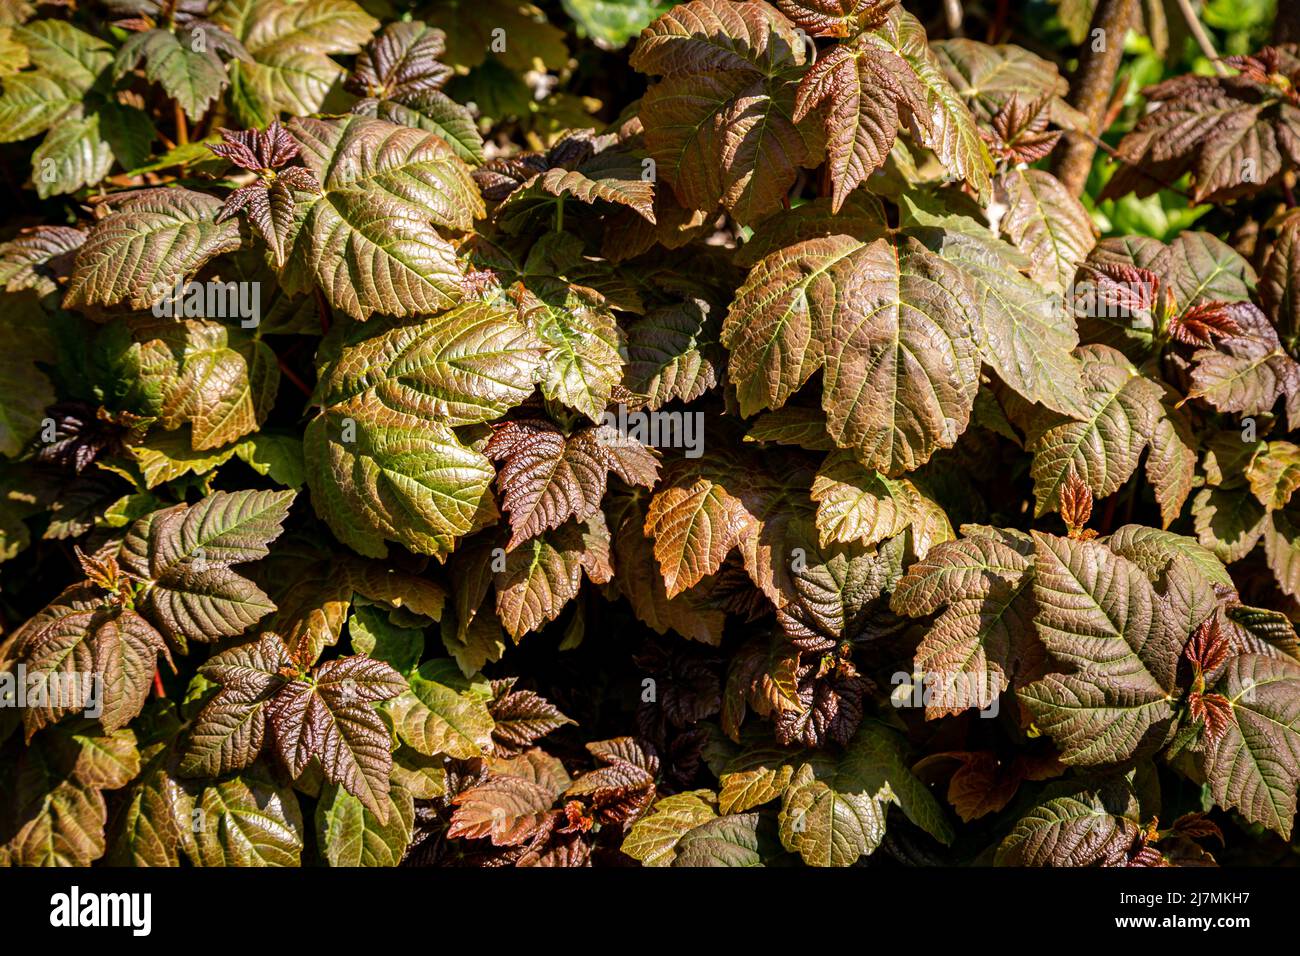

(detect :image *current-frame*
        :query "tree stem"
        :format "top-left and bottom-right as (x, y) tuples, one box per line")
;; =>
(1051, 0), (1136, 196)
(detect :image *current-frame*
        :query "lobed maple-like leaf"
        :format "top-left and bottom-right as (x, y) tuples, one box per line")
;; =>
(630, 0), (822, 225)
(63, 188), (241, 311)
(1103, 47), (1300, 204)
(1018, 533), (1191, 765)
(903, 205), (1086, 416)
(283, 115), (481, 321)
(792, 39), (924, 211)
(624, 298), (725, 409)
(184, 632), (406, 821)
(724, 233), (980, 476)
(494, 517), (613, 640)
(13, 592), (164, 739)
(190, 764), (304, 866)
(316, 782), (414, 867)
(125, 315), (280, 452)
(1024, 345), (1165, 517)
(213, 0), (378, 126)
(114, 21), (249, 122)
(1187, 303), (1300, 417)
(892, 527), (1040, 718)
(620, 790), (719, 865)
(934, 39), (1085, 132)
(119, 489), (294, 645)
(863, 8), (994, 202)
(487, 417), (658, 550)
(0, 225), (85, 296)
(388, 659), (495, 759)
(303, 301), (541, 559)
(998, 168), (1096, 296)
(609, 493), (729, 645)
(449, 749), (572, 846)
(487, 679), (575, 755)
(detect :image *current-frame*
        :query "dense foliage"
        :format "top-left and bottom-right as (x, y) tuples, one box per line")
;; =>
(1, 0), (1298, 868)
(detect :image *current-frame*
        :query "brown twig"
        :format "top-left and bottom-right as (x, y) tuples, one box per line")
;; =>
(986, 0), (1008, 43)
(1175, 0), (1229, 76)
(277, 355), (312, 398)
(943, 0), (963, 38)
(1052, 0), (1138, 196)
(1101, 74), (1131, 132)
(174, 101), (189, 146)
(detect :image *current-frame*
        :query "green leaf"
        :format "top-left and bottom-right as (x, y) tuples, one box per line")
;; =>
(778, 720), (951, 866)
(995, 779), (1141, 866)
(724, 234), (980, 476)
(213, 0), (378, 125)
(3, 725), (139, 866)
(285, 115), (481, 321)
(998, 168), (1096, 296)
(0, 21), (111, 143)
(389, 659), (494, 759)
(865, 9), (993, 202)
(190, 765), (304, 866)
(672, 813), (764, 866)
(107, 745), (195, 867)
(30, 113), (113, 198)
(1193, 486), (1267, 563)
(304, 406), (496, 561)
(1201, 654), (1300, 838)
(0, 297), (54, 456)
(114, 29), (231, 122)
(563, 0), (672, 49)
(63, 188), (242, 311)
(312, 303), (544, 428)
(621, 790), (717, 866)
(1025, 345), (1164, 517)
(316, 782), (414, 866)
(1018, 533), (1183, 765)
(521, 289), (626, 423)
(348, 603), (424, 674)
(907, 212), (1086, 416)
